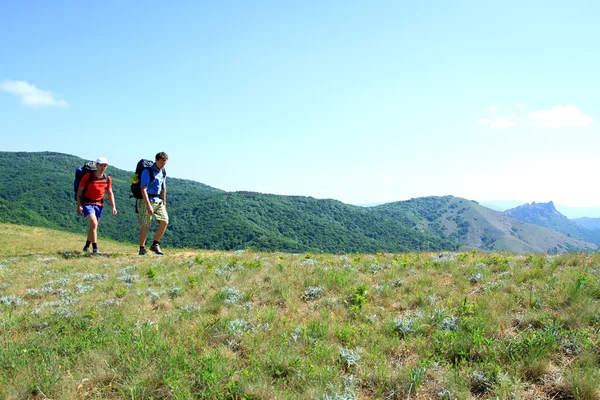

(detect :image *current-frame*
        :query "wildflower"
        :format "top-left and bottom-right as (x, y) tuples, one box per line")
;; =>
(469, 273), (483, 284)
(145, 289), (162, 301)
(0, 295), (23, 306)
(391, 279), (404, 288)
(339, 347), (361, 369)
(228, 319), (255, 335)
(303, 286), (324, 300)
(82, 273), (107, 282)
(369, 263), (385, 273)
(221, 287), (245, 304)
(393, 316), (416, 337)
(54, 308), (75, 318)
(169, 287), (182, 298)
(117, 274), (138, 284)
(74, 284), (93, 294)
(37, 257), (58, 262)
(120, 266), (136, 274)
(432, 252), (456, 263)
(441, 316), (459, 331)
(101, 299), (123, 307)
(301, 259), (317, 267)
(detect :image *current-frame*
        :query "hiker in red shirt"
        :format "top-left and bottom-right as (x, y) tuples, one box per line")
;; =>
(76, 157), (117, 253)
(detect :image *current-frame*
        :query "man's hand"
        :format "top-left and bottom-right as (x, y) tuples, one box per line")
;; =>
(112, 207), (118, 216)
(77, 205), (83, 215)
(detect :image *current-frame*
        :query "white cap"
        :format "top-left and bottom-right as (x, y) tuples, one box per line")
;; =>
(96, 157), (108, 164)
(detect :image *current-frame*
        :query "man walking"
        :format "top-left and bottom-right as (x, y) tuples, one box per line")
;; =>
(76, 157), (117, 253)
(138, 152), (169, 255)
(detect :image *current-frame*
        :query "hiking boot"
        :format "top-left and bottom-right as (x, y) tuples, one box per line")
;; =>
(93, 248), (101, 254)
(83, 246), (91, 253)
(150, 244), (164, 256)
(139, 247), (147, 256)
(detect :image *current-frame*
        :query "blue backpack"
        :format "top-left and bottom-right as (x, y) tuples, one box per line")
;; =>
(73, 161), (97, 200)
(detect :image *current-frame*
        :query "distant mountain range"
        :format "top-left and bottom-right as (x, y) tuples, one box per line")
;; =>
(503, 201), (600, 246)
(481, 200), (600, 219)
(375, 197), (595, 253)
(0, 151), (597, 254)
(571, 217), (600, 230)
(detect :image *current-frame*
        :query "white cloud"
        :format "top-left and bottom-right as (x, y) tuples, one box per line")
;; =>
(512, 112), (519, 120)
(490, 117), (516, 129)
(477, 119), (491, 125)
(528, 104), (593, 128)
(516, 103), (524, 110)
(488, 104), (499, 113)
(0, 80), (68, 108)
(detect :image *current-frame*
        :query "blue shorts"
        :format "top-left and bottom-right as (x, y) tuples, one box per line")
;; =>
(83, 204), (104, 220)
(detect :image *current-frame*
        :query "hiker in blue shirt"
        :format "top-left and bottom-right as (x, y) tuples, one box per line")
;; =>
(138, 152), (169, 255)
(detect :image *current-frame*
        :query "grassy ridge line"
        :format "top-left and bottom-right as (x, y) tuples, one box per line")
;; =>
(0, 224), (599, 399)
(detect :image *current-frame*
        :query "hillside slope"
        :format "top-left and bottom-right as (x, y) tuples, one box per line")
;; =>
(572, 217), (600, 230)
(372, 196), (597, 253)
(504, 201), (600, 245)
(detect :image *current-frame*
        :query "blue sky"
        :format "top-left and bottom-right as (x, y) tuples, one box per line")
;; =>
(1, 1), (599, 207)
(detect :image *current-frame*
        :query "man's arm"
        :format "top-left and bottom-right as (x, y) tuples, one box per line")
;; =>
(141, 186), (153, 215)
(107, 187), (117, 216)
(140, 169), (153, 215)
(76, 175), (88, 214)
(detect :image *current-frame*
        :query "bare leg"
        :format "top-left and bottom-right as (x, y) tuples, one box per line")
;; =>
(139, 226), (150, 247)
(86, 214), (99, 243)
(154, 221), (168, 242)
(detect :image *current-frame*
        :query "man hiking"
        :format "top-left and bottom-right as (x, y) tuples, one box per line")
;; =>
(76, 157), (117, 253)
(138, 152), (169, 255)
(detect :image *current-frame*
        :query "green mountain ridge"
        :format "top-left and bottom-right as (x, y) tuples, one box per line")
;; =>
(0, 151), (595, 253)
(0, 151), (454, 253)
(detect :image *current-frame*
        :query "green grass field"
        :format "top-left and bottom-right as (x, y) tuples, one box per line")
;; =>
(0, 223), (599, 399)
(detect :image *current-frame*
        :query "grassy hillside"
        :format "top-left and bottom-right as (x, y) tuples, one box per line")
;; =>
(372, 196), (597, 253)
(1, 223), (599, 399)
(0, 151), (456, 253)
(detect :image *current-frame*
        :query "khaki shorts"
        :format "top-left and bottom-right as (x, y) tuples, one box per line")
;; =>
(137, 199), (169, 228)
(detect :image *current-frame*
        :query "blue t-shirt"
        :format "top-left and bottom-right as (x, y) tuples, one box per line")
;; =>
(140, 164), (166, 201)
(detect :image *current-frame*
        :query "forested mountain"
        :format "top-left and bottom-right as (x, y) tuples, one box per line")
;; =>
(0, 151), (455, 253)
(504, 201), (600, 245)
(371, 196), (596, 253)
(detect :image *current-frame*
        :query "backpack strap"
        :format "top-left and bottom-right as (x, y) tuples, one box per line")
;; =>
(80, 170), (94, 202)
(149, 167), (156, 184)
